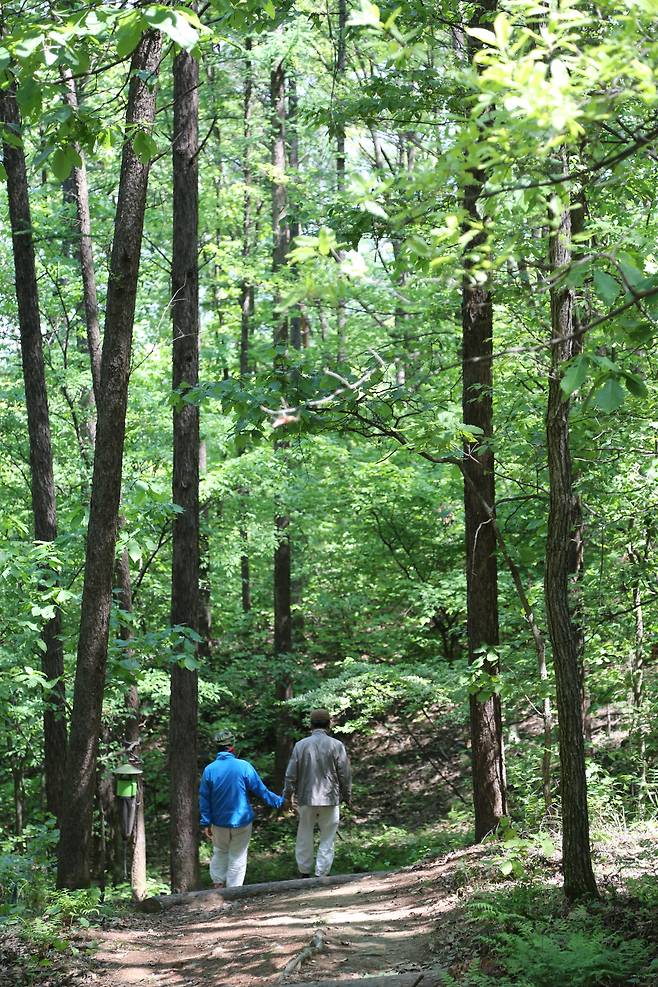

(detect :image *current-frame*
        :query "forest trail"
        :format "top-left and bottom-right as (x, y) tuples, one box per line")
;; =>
(82, 851), (472, 987)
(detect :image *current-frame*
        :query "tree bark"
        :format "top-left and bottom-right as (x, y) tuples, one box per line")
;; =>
(239, 37), (254, 380)
(271, 59), (294, 789)
(0, 84), (67, 824)
(460, 0), (506, 843)
(169, 46), (200, 894)
(198, 441), (213, 658)
(13, 767), (25, 836)
(336, 0), (347, 362)
(57, 30), (163, 890)
(569, 193), (591, 742)
(544, 190), (598, 899)
(115, 544), (147, 900)
(61, 70), (102, 403)
(238, 39), (254, 614)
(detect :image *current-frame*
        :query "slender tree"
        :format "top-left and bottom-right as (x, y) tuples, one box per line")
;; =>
(238, 37), (254, 614)
(461, 0), (507, 840)
(169, 44), (200, 893)
(335, 0), (347, 362)
(61, 70), (102, 403)
(0, 83), (67, 823)
(271, 57), (294, 788)
(57, 29), (163, 889)
(116, 544), (147, 900)
(545, 184), (598, 899)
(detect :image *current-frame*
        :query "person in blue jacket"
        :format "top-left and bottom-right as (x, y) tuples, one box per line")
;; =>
(199, 729), (285, 888)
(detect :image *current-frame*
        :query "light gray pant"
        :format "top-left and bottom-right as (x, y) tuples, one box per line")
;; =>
(296, 805), (340, 876)
(209, 823), (252, 887)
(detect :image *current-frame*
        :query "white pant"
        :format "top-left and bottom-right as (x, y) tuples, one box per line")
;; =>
(209, 823), (252, 887)
(296, 805), (340, 877)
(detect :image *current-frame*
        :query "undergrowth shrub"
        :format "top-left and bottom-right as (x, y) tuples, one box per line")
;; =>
(443, 883), (658, 986)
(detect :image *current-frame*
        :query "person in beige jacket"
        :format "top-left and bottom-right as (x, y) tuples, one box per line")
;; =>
(283, 708), (352, 878)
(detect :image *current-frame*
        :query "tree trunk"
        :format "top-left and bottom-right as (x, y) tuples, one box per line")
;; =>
(628, 531), (648, 814)
(198, 441), (213, 658)
(289, 75), (302, 352)
(238, 39), (254, 614)
(115, 544), (147, 900)
(460, 0), (506, 843)
(336, 0), (347, 362)
(57, 30), (163, 890)
(169, 47), (200, 894)
(0, 84), (67, 824)
(271, 59), (294, 789)
(61, 70), (102, 402)
(13, 767), (25, 836)
(544, 189), (598, 900)
(569, 193), (591, 742)
(239, 36), (254, 380)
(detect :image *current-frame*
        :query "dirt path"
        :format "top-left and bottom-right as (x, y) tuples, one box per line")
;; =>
(82, 853), (474, 987)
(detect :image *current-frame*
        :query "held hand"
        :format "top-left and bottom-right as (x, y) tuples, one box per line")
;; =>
(204, 826), (213, 841)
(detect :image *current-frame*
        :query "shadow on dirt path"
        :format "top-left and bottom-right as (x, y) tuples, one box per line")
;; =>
(83, 851), (480, 987)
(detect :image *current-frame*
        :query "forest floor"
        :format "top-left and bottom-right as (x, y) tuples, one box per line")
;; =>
(52, 823), (658, 987)
(3, 719), (658, 986)
(73, 845), (492, 986)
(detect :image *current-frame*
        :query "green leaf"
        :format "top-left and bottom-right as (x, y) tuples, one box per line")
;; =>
(181, 654), (200, 671)
(593, 271), (620, 306)
(132, 130), (158, 164)
(618, 255), (643, 288)
(0, 47), (10, 72)
(126, 539), (142, 563)
(349, 0), (381, 28)
(465, 27), (497, 45)
(318, 226), (334, 256)
(16, 77), (42, 119)
(116, 12), (145, 59)
(561, 356), (588, 397)
(593, 378), (625, 413)
(499, 859), (514, 876)
(623, 372), (648, 399)
(144, 9), (199, 51)
(51, 145), (81, 182)
(362, 199), (388, 219)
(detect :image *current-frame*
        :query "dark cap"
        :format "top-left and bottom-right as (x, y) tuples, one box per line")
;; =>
(310, 708), (331, 727)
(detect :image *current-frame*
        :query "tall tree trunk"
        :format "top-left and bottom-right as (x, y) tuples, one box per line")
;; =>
(13, 767), (25, 836)
(545, 187), (598, 900)
(61, 70), (102, 403)
(239, 37), (254, 380)
(628, 531), (649, 814)
(116, 546), (147, 900)
(170, 46), (200, 894)
(336, 0), (347, 362)
(289, 75), (302, 352)
(57, 30), (163, 890)
(569, 193), (591, 742)
(238, 38), (254, 614)
(271, 59), (293, 789)
(198, 441), (213, 658)
(0, 84), (67, 824)
(461, 0), (506, 840)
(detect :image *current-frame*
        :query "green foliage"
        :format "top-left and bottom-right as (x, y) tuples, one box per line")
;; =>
(484, 817), (556, 880)
(449, 884), (658, 986)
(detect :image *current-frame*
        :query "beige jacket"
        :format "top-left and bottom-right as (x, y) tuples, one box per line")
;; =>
(283, 729), (352, 806)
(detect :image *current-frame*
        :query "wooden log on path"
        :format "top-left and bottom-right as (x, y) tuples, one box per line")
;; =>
(139, 870), (388, 912)
(279, 974), (444, 987)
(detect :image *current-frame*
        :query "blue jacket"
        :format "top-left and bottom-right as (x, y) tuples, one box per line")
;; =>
(199, 752), (284, 828)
